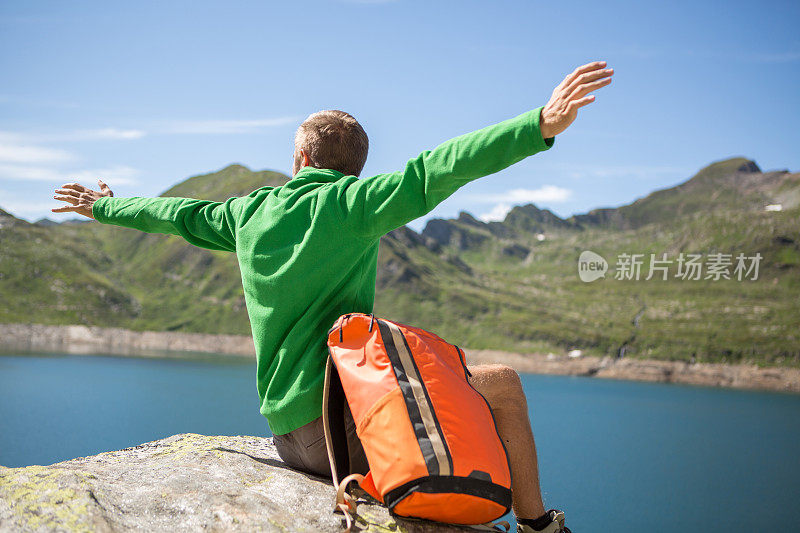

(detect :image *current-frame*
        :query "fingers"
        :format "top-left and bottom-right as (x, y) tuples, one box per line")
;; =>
(562, 68), (613, 103)
(98, 179), (114, 197)
(542, 61), (613, 137)
(566, 95), (596, 114)
(53, 188), (92, 203)
(564, 67), (613, 95)
(53, 195), (80, 205)
(559, 61), (607, 90)
(567, 75), (613, 102)
(54, 188), (81, 197)
(51, 205), (80, 213)
(61, 182), (89, 193)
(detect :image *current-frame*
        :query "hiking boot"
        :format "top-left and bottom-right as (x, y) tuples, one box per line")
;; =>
(517, 509), (571, 533)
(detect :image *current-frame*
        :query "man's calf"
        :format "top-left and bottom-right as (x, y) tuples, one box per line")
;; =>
(468, 364), (545, 521)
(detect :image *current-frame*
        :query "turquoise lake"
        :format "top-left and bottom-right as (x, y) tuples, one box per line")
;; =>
(1, 351), (799, 532)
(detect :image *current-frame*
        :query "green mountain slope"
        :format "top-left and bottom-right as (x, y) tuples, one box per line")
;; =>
(0, 213), (141, 327)
(159, 164), (289, 200)
(572, 158), (799, 229)
(1, 159), (798, 366)
(413, 157), (800, 364)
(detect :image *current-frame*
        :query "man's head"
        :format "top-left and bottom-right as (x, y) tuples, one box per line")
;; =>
(292, 110), (369, 177)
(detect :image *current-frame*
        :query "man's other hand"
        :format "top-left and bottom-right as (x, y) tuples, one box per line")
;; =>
(540, 61), (614, 139)
(52, 180), (114, 220)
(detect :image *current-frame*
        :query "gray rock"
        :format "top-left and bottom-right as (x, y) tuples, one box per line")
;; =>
(0, 434), (477, 532)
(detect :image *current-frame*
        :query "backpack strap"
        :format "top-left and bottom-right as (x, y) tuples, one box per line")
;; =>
(323, 356), (350, 487)
(335, 473), (366, 532)
(324, 356), (366, 531)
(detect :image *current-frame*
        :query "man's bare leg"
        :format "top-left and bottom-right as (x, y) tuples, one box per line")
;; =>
(468, 364), (546, 520)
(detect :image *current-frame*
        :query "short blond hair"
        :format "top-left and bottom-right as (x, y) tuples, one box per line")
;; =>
(294, 110), (369, 177)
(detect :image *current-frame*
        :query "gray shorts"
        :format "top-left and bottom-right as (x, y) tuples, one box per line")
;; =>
(273, 406), (368, 479)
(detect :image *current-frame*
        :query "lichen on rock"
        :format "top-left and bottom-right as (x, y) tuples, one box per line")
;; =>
(0, 434), (474, 532)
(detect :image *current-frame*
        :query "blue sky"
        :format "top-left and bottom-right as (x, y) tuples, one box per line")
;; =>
(1, 0), (798, 230)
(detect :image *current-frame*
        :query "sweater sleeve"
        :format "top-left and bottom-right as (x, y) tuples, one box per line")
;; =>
(337, 106), (555, 239)
(92, 195), (245, 252)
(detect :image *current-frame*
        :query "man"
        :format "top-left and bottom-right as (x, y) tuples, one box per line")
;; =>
(53, 60), (613, 533)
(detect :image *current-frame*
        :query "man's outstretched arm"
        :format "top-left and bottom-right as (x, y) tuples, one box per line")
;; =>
(338, 61), (613, 239)
(52, 180), (242, 252)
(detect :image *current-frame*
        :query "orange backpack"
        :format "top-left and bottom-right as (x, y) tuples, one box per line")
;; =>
(322, 313), (512, 529)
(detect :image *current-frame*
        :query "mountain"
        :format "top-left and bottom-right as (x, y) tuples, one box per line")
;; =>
(1, 159), (798, 367)
(572, 157), (798, 230)
(0, 207), (24, 228)
(422, 157), (799, 241)
(159, 164), (289, 200)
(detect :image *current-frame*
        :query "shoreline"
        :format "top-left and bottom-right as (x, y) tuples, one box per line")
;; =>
(2, 322), (798, 394)
(466, 349), (800, 394)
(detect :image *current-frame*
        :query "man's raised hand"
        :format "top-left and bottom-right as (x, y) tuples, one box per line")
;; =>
(52, 180), (114, 220)
(540, 61), (614, 139)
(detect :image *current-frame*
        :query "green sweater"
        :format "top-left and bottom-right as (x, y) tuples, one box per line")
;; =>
(93, 107), (554, 435)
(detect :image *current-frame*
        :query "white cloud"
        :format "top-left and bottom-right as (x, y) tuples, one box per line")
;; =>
(0, 132), (27, 144)
(66, 166), (139, 186)
(0, 199), (59, 217)
(0, 114), (294, 193)
(0, 164), (139, 186)
(0, 132), (140, 188)
(479, 203), (513, 223)
(0, 187), (56, 219)
(0, 128), (146, 143)
(473, 185), (572, 223)
(0, 165), (61, 181)
(0, 115), (295, 146)
(478, 185), (573, 204)
(0, 143), (75, 164)
(71, 128), (147, 141)
(160, 116), (298, 135)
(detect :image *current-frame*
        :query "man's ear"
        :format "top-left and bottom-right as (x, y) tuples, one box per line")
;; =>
(300, 149), (311, 168)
